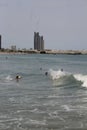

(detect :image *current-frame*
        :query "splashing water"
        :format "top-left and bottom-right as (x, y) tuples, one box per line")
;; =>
(6, 75), (13, 81)
(48, 69), (69, 80)
(48, 69), (87, 87)
(74, 74), (87, 87)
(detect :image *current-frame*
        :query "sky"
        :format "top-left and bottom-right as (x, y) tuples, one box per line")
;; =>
(0, 0), (87, 50)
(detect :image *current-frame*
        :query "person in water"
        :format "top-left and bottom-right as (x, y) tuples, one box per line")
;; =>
(61, 68), (63, 72)
(45, 71), (48, 76)
(15, 75), (22, 81)
(40, 67), (42, 70)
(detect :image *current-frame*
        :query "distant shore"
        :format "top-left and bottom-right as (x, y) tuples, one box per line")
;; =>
(0, 49), (87, 55)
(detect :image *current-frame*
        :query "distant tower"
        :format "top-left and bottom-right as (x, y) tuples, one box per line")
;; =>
(0, 35), (1, 49)
(34, 32), (37, 50)
(40, 36), (44, 50)
(34, 32), (44, 50)
(36, 32), (40, 50)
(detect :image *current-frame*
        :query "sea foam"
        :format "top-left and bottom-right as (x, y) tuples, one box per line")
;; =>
(48, 69), (69, 80)
(6, 75), (13, 81)
(48, 69), (87, 87)
(74, 74), (87, 87)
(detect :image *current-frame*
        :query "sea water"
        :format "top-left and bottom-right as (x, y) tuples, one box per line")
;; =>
(0, 54), (87, 130)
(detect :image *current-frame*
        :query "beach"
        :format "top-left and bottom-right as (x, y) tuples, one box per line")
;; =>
(0, 49), (87, 55)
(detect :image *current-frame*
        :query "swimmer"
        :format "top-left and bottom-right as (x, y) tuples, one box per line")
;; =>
(15, 75), (22, 81)
(61, 68), (63, 72)
(45, 72), (48, 76)
(40, 67), (42, 70)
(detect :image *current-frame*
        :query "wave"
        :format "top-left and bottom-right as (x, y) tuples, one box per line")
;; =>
(0, 70), (87, 88)
(48, 69), (87, 87)
(74, 74), (87, 87)
(0, 74), (16, 85)
(5, 75), (13, 81)
(48, 69), (69, 80)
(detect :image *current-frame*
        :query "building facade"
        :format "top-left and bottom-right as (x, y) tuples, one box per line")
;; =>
(34, 32), (44, 51)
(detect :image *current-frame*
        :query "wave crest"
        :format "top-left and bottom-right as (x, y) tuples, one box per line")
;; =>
(48, 69), (69, 80)
(74, 74), (87, 87)
(48, 69), (87, 87)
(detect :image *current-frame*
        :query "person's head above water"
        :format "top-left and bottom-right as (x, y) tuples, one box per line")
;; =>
(16, 75), (19, 79)
(45, 72), (48, 76)
(61, 68), (63, 72)
(16, 75), (22, 79)
(40, 67), (42, 70)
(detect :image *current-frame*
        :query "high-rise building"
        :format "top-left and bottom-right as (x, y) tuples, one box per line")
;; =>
(40, 36), (44, 51)
(34, 32), (36, 50)
(34, 32), (44, 50)
(0, 35), (2, 49)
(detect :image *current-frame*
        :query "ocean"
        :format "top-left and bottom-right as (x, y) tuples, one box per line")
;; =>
(0, 54), (87, 130)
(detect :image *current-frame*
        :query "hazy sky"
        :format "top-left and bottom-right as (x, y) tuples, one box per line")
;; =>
(0, 0), (87, 50)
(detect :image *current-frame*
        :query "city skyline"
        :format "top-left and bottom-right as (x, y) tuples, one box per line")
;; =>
(0, 0), (87, 50)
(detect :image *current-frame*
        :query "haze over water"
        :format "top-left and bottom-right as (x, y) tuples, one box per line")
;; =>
(0, 54), (87, 130)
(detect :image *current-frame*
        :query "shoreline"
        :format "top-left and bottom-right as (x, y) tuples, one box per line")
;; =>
(0, 50), (87, 55)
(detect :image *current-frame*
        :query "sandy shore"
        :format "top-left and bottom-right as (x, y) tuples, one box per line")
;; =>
(0, 50), (87, 55)
(45, 50), (87, 55)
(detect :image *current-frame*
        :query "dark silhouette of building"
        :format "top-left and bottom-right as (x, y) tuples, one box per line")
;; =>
(34, 32), (44, 50)
(40, 36), (44, 50)
(0, 35), (1, 49)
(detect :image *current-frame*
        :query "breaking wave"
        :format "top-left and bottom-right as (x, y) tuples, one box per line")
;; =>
(74, 74), (87, 87)
(48, 69), (87, 87)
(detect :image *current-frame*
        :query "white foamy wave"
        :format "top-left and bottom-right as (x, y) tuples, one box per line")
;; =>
(5, 75), (13, 81)
(48, 69), (69, 80)
(74, 74), (87, 87)
(48, 69), (87, 87)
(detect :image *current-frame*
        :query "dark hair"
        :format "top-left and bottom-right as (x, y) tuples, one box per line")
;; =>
(61, 68), (63, 71)
(45, 72), (48, 75)
(16, 76), (19, 79)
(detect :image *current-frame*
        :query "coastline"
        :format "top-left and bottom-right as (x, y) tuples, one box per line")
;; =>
(0, 49), (87, 55)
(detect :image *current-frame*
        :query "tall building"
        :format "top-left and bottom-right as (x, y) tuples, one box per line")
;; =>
(40, 36), (44, 51)
(0, 35), (2, 49)
(34, 32), (44, 50)
(34, 32), (36, 49)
